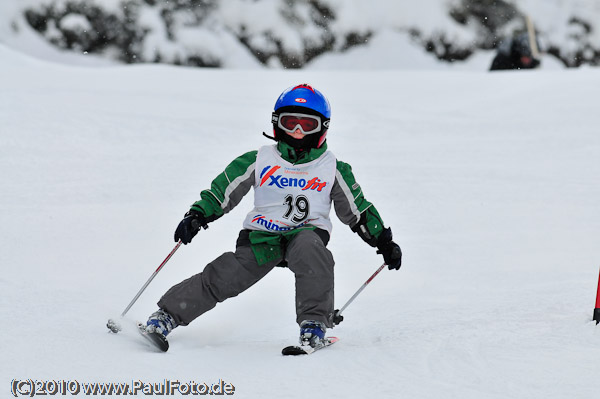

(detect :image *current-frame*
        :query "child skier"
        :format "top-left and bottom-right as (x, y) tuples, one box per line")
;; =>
(142, 84), (402, 351)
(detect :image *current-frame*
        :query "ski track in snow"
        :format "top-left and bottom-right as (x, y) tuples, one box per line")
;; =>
(1, 45), (600, 398)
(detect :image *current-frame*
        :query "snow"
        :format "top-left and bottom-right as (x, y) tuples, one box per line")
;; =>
(59, 14), (92, 32)
(2, 0), (595, 70)
(1, 43), (600, 398)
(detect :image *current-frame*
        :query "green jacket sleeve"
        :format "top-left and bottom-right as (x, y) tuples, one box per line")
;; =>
(189, 150), (257, 221)
(331, 160), (386, 246)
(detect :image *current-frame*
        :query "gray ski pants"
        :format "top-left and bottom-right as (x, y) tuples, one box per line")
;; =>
(157, 229), (335, 328)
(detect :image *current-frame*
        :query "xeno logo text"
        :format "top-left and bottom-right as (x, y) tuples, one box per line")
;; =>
(259, 165), (327, 192)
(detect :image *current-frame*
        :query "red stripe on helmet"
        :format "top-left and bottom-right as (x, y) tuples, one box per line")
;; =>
(292, 83), (315, 93)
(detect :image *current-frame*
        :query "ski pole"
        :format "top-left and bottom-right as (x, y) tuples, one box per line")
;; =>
(594, 266), (600, 325)
(333, 262), (386, 325)
(107, 240), (182, 333)
(121, 240), (182, 317)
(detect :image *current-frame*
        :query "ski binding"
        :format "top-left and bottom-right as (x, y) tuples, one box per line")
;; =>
(282, 337), (338, 356)
(137, 322), (169, 352)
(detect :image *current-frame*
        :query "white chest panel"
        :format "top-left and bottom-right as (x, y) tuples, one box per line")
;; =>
(242, 145), (336, 233)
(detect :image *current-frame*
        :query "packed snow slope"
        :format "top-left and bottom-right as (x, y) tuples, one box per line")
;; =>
(1, 45), (599, 398)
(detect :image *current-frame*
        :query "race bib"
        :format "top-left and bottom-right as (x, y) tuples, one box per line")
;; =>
(242, 145), (336, 233)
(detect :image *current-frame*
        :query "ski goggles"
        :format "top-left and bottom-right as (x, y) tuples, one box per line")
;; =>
(273, 112), (323, 135)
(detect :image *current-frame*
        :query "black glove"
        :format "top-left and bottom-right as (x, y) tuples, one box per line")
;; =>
(332, 310), (344, 326)
(174, 210), (207, 245)
(376, 228), (402, 270)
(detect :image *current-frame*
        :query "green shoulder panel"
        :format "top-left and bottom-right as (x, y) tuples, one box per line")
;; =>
(333, 160), (385, 241)
(190, 150), (258, 221)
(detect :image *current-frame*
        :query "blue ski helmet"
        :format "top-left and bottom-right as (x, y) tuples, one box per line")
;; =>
(271, 84), (331, 149)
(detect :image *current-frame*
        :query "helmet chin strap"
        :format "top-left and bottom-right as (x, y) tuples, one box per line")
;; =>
(262, 132), (277, 142)
(262, 130), (307, 152)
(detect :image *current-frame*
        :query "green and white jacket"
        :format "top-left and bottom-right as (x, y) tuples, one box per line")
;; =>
(189, 141), (386, 264)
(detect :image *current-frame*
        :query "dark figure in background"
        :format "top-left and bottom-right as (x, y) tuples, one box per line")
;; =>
(490, 33), (541, 71)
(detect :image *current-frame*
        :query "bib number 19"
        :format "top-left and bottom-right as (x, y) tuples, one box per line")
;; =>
(283, 195), (310, 223)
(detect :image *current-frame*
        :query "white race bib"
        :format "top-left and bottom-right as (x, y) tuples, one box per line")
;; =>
(243, 145), (336, 233)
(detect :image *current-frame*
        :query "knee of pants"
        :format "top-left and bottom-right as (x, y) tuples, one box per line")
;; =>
(285, 230), (334, 276)
(201, 251), (265, 301)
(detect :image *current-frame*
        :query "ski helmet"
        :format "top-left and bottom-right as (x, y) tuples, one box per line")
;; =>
(272, 84), (331, 149)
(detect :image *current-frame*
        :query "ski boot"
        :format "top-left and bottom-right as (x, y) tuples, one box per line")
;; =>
(139, 309), (178, 352)
(299, 320), (326, 348)
(145, 309), (177, 336)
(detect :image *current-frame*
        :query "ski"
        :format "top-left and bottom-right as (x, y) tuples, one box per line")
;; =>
(137, 322), (169, 352)
(282, 337), (338, 356)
